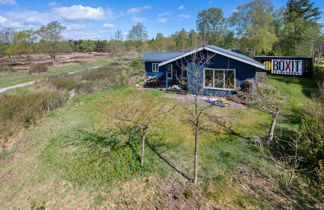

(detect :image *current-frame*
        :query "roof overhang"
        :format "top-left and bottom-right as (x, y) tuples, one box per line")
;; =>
(158, 46), (265, 69)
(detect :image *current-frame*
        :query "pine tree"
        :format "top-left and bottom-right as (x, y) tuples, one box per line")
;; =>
(285, 0), (321, 23)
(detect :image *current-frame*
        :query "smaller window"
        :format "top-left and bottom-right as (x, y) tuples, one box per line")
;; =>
(181, 66), (188, 79)
(152, 63), (159, 72)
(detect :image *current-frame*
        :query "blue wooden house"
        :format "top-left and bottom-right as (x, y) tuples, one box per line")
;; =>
(140, 45), (265, 96)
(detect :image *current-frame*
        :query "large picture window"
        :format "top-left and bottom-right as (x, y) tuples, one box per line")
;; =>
(204, 69), (235, 89)
(152, 63), (159, 72)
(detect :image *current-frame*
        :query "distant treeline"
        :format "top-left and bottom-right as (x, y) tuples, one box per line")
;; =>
(0, 0), (323, 63)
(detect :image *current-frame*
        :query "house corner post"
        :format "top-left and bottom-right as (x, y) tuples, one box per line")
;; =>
(165, 68), (168, 89)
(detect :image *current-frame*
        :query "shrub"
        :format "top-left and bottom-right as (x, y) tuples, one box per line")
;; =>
(79, 67), (120, 81)
(314, 65), (324, 82)
(108, 61), (120, 66)
(129, 59), (143, 69)
(29, 62), (52, 74)
(48, 77), (93, 93)
(298, 113), (324, 178)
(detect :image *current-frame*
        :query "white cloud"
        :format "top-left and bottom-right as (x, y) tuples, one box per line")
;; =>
(158, 18), (167, 23)
(0, 15), (22, 28)
(52, 5), (106, 21)
(178, 14), (191, 19)
(102, 23), (114, 28)
(0, 0), (15, 5)
(4, 11), (51, 25)
(177, 5), (184, 10)
(0, 15), (6, 23)
(63, 30), (109, 40)
(131, 16), (146, 22)
(158, 12), (170, 17)
(127, 5), (152, 14)
(48, 1), (58, 6)
(65, 23), (87, 30)
(128, 8), (140, 14)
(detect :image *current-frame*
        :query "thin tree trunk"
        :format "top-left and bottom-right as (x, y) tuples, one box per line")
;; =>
(193, 125), (199, 184)
(193, 94), (199, 184)
(141, 133), (145, 166)
(267, 110), (279, 143)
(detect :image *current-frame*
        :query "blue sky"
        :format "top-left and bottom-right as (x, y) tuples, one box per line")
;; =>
(0, 0), (323, 40)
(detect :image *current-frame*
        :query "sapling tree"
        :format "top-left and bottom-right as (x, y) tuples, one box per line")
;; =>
(175, 50), (230, 184)
(107, 92), (175, 166)
(36, 21), (65, 62)
(5, 30), (37, 60)
(243, 83), (286, 143)
(269, 134), (304, 188)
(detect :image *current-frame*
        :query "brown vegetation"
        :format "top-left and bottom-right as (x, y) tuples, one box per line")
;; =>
(0, 52), (113, 73)
(28, 62), (52, 74)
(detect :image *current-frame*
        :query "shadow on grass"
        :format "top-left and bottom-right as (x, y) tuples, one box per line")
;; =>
(65, 129), (192, 182)
(73, 128), (142, 162)
(280, 106), (305, 125)
(269, 76), (318, 98)
(146, 137), (192, 181)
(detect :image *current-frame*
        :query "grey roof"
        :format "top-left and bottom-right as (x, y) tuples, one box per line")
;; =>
(206, 45), (263, 67)
(140, 51), (187, 62)
(141, 45), (264, 69)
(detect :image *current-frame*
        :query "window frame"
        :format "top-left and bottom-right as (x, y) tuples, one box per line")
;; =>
(152, 63), (159, 72)
(203, 68), (236, 90)
(181, 65), (188, 79)
(167, 64), (173, 79)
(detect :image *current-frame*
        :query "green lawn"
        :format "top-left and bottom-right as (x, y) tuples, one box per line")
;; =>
(0, 58), (113, 89)
(0, 76), (320, 208)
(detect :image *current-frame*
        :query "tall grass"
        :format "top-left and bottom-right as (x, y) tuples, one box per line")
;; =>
(1, 65), (145, 148)
(46, 66), (145, 93)
(0, 90), (67, 147)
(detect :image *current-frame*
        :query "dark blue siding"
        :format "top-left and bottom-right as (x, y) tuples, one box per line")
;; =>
(144, 62), (165, 78)
(206, 52), (256, 86)
(143, 50), (259, 96)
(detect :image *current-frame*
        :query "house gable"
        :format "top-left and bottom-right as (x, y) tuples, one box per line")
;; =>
(158, 46), (265, 69)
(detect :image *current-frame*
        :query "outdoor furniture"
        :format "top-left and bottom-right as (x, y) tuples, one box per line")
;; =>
(146, 76), (162, 87)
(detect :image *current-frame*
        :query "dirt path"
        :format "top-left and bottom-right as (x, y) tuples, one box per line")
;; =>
(0, 65), (104, 94)
(0, 80), (39, 93)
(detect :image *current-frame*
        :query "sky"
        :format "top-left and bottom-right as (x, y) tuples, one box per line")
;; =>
(0, 0), (323, 40)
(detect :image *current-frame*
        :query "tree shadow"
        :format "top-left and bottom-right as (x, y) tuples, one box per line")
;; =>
(66, 129), (192, 181)
(281, 106), (305, 125)
(64, 128), (142, 163)
(147, 135), (192, 181)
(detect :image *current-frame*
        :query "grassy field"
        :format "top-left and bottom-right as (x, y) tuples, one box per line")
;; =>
(0, 71), (321, 209)
(0, 58), (113, 88)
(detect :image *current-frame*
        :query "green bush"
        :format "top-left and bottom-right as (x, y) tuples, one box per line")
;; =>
(298, 114), (324, 176)
(314, 65), (324, 82)
(129, 59), (143, 69)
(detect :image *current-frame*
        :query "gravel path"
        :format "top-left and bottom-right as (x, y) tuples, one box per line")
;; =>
(0, 80), (40, 93)
(0, 65), (105, 94)
(163, 93), (247, 110)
